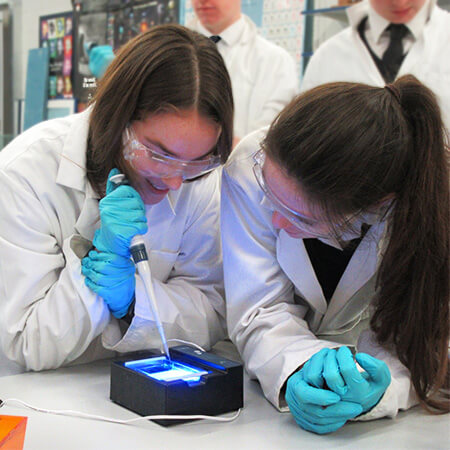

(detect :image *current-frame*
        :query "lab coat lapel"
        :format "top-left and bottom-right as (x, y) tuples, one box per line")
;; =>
(56, 108), (91, 193)
(353, 29), (385, 85)
(398, 0), (436, 77)
(322, 221), (386, 327)
(277, 231), (328, 316)
(347, 2), (389, 86)
(398, 28), (425, 77)
(74, 185), (100, 241)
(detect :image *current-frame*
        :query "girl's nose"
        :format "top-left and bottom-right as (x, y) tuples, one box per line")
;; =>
(272, 211), (292, 230)
(161, 175), (183, 191)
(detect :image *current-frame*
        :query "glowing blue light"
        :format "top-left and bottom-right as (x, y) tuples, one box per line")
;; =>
(124, 356), (208, 384)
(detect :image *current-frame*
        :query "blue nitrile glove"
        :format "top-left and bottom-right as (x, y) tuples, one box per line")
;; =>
(82, 250), (135, 318)
(324, 346), (391, 413)
(301, 347), (330, 388)
(286, 361), (363, 434)
(88, 45), (115, 78)
(93, 169), (148, 258)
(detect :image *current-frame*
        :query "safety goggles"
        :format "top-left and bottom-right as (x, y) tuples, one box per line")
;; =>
(123, 127), (221, 180)
(253, 149), (326, 235)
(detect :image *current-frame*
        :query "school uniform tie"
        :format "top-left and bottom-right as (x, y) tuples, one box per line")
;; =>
(382, 24), (409, 82)
(209, 35), (221, 44)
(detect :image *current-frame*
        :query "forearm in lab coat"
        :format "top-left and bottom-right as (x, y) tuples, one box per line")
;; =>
(0, 169), (111, 370)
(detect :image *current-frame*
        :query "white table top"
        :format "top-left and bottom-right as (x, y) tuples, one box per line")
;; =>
(0, 355), (449, 450)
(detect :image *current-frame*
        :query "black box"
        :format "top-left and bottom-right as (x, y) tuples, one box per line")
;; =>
(110, 345), (243, 426)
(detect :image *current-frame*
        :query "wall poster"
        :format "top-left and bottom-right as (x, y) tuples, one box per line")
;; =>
(39, 12), (73, 100)
(72, 0), (179, 110)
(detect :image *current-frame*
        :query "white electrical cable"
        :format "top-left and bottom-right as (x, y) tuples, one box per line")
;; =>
(0, 399), (241, 424)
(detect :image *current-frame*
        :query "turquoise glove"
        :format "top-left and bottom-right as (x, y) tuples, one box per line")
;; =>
(81, 250), (135, 318)
(286, 352), (363, 435)
(301, 347), (329, 388)
(88, 45), (115, 78)
(93, 169), (148, 258)
(324, 346), (391, 413)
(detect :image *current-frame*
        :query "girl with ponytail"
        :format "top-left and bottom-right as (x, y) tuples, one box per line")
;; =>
(221, 75), (449, 434)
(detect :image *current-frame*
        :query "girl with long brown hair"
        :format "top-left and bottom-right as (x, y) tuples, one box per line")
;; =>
(0, 25), (233, 370)
(221, 75), (448, 433)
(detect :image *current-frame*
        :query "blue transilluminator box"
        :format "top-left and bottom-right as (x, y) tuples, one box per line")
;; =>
(110, 345), (243, 426)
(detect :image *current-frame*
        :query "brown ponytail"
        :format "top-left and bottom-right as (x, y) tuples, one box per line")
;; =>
(370, 76), (449, 412)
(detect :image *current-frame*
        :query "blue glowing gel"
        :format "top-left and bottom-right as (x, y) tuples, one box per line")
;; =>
(124, 356), (209, 383)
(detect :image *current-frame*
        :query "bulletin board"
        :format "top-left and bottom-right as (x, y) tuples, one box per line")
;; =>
(72, 0), (180, 108)
(39, 12), (73, 99)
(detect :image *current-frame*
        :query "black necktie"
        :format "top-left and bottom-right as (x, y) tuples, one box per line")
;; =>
(382, 24), (409, 83)
(209, 35), (221, 44)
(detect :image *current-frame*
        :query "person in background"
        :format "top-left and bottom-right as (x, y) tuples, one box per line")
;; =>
(189, 0), (299, 146)
(301, 0), (450, 131)
(88, 44), (115, 79)
(0, 25), (233, 371)
(221, 75), (449, 434)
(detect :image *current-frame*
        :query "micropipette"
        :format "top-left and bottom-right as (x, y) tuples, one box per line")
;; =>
(109, 173), (171, 361)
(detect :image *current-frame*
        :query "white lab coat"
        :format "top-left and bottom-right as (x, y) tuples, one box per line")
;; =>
(189, 14), (299, 139)
(0, 109), (226, 371)
(301, 0), (450, 132)
(221, 128), (418, 420)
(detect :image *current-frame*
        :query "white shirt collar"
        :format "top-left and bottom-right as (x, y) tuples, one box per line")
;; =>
(364, 0), (432, 43)
(195, 15), (246, 47)
(404, 0), (433, 40)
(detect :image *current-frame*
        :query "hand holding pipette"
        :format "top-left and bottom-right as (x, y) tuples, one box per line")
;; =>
(82, 168), (147, 318)
(82, 169), (170, 360)
(108, 172), (171, 361)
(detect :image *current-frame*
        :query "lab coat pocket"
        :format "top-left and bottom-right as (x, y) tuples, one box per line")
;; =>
(147, 249), (179, 282)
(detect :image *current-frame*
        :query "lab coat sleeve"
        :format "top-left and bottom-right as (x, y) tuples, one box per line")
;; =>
(102, 170), (226, 353)
(247, 44), (299, 135)
(221, 131), (346, 410)
(0, 169), (112, 371)
(354, 330), (418, 420)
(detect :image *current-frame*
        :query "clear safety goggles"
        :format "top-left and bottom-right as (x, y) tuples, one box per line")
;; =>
(253, 149), (388, 241)
(123, 127), (221, 180)
(253, 149), (326, 236)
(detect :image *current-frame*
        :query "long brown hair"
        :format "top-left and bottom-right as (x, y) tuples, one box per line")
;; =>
(264, 75), (449, 412)
(87, 24), (233, 196)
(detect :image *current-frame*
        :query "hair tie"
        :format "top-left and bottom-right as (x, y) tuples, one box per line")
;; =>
(384, 84), (401, 104)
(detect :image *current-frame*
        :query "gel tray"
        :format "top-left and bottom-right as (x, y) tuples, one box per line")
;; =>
(124, 356), (209, 383)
